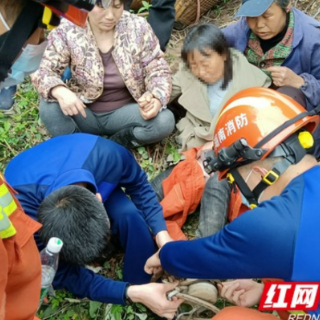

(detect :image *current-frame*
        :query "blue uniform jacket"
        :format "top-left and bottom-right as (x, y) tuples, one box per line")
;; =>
(5, 133), (167, 305)
(160, 166), (320, 315)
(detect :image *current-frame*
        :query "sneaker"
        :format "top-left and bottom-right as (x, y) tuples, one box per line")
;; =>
(0, 85), (17, 114)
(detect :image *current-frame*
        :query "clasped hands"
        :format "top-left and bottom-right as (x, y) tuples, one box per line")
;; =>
(138, 92), (162, 120)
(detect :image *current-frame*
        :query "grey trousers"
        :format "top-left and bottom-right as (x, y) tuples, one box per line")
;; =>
(195, 174), (230, 238)
(39, 99), (175, 145)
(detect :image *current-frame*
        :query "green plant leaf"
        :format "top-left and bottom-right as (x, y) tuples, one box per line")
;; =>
(89, 301), (102, 318)
(135, 304), (147, 312)
(126, 314), (134, 320)
(135, 313), (147, 320)
(137, 7), (147, 13)
(172, 150), (181, 163)
(41, 305), (57, 318)
(137, 147), (146, 155)
(4, 122), (11, 132)
(110, 304), (123, 320)
(115, 268), (123, 280)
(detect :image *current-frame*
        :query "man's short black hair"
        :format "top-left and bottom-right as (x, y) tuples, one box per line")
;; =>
(38, 185), (111, 266)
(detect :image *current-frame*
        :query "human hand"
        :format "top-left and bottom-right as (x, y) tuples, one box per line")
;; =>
(218, 279), (264, 307)
(140, 99), (162, 120)
(138, 92), (154, 109)
(127, 282), (184, 319)
(266, 66), (305, 89)
(155, 230), (173, 248)
(138, 93), (162, 120)
(51, 86), (87, 118)
(144, 250), (162, 275)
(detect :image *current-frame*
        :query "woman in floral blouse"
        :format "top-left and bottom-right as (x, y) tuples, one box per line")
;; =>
(32, 0), (175, 148)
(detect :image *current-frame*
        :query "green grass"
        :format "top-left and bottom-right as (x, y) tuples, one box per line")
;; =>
(38, 289), (155, 320)
(0, 79), (48, 171)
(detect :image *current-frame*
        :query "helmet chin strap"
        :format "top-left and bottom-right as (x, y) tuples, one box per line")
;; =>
(228, 133), (308, 208)
(228, 169), (259, 208)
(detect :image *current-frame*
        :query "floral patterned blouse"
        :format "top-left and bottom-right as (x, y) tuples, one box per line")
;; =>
(32, 11), (172, 107)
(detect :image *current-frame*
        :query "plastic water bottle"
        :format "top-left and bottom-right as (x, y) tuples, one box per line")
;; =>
(38, 237), (63, 309)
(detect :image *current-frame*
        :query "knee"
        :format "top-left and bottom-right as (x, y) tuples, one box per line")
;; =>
(133, 108), (175, 144)
(154, 108), (175, 136)
(39, 99), (76, 136)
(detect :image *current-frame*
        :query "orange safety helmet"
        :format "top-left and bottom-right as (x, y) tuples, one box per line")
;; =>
(202, 87), (320, 208)
(213, 87), (319, 179)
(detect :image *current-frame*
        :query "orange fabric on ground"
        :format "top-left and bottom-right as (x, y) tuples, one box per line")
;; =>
(161, 148), (205, 240)
(161, 147), (252, 240)
(0, 175), (42, 320)
(213, 307), (278, 320)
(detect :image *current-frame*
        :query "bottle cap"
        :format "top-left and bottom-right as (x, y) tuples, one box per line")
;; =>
(47, 237), (63, 254)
